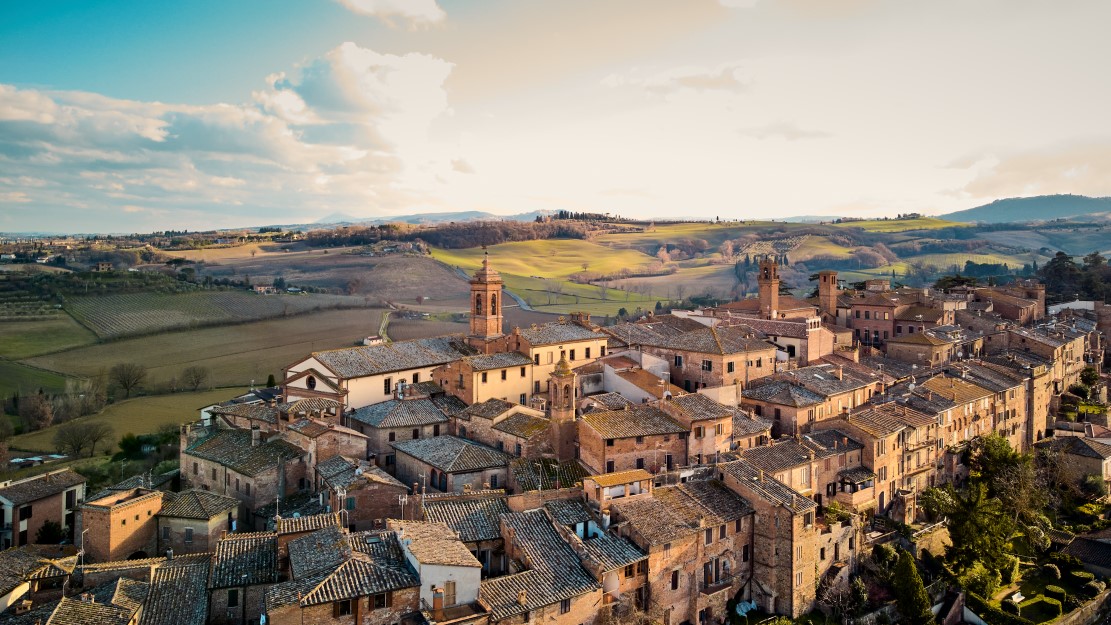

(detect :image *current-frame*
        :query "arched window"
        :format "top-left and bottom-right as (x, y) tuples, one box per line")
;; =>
(491, 293), (498, 315)
(306, 375), (316, 390)
(563, 384), (572, 408)
(475, 294), (483, 315)
(439, 473), (448, 492)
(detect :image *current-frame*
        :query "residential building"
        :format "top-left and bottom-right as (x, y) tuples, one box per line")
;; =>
(0, 469), (86, 549)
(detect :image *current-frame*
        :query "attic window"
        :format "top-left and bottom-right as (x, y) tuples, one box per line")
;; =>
(307, 375), (317, 390)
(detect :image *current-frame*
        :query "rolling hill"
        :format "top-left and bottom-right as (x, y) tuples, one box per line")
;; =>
(942, 194), (1111, 224)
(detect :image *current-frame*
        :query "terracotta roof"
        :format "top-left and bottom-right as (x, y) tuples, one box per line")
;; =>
(580, 405), (687, 439)
(394, 521), (482, 567)
(580, 532), (647, 572)
(159, 489), (239, 520)
(479, 510), (599, 619)
(392, 435), (510, 473)
(654, 480), (753, 526)
(0, 547), (75, 599)
(317, 456), (407, 491)
(509, 458), (589, 491)
(604, 321), (775, 355)
(276, 512), (343, 535)
(667, 393), (736, 422)
(517, 322), (606, 346)
(1035, 437), (1111, 460)
(422, 494), (511, 543)
(210, 401), (280, 424)
(610, 496), (693, 545)
(492, 412), (550, 439)
(461, 398), (517, 420)
(465, 351), (534, 371)
(544, 498), (592, 526)
(0, 469), (85, 506)
(184, 429), (305, 477)
(615, 368), (683, 398)
(582, 392), (634, 411)
(210, 532), (278, 588)
(587, 469), (653, 487)
(742, 439), (817, 473)
(312, 336), (476, 379)
(139, 559), (209, 625)
(732, 413), (773, 436)
(718, 459), (817, 513)
(350, 397), (453, 428)
(742, 381), (824, 407)
(920, 375), (993, 405)
(288, 526), (352, 579)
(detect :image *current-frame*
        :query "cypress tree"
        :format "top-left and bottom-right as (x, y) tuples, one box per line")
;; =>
(894, 549), (934, 625)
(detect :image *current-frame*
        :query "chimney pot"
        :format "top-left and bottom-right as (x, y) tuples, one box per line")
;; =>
(517, 590), (528, 605)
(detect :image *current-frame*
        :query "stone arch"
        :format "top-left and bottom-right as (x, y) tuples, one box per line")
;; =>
(475, 293), (483, 315)
(491, 293), (498, 315)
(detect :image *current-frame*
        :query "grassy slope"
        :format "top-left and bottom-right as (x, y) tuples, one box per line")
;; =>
(23, 308), (385, 388)
(0, 361), (69, 398)
(0, 315), (97, 359)
(830, 217), (965, 232)
(9, 387), (247, 454)
(432, 239), (655, 279)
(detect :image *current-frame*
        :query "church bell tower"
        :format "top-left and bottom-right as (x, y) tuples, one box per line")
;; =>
(468, 252), (504, 353)
(548, 356), (577, 462)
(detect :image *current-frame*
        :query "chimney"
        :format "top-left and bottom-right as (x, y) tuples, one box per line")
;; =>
(758, 469), (765, 483)
(517, 590), (528, 606)
(165, 548), (173, 561)
(251, 425), (261, 447)
(842, 436), (848, 447)
(433, 587), (446, 621)
(835, 366), (843, 380)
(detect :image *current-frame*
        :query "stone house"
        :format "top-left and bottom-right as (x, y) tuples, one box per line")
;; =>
(454, 399), (550, 458)
(0, 468), (86, 549)
(347, 385), (464, 471)
(390, 520), (483, 611)
(422, 491), (512, 577)
(315, 455), (411, 531)
(578, 405), (689, 474)
(434, 352), (536, 406)
(392, 436), (511, 493)
(658, 393), (740, 465)
(209, 531), (279, 625)
(492, 321), (610, 396)
(739, 430), (866, 510)
(80, 488), (164, 563)
(741, 364), (876, 437)
(284, 418), (370, 466)
(1035, 437), (1111, 493)
(156, 489), (241, 556)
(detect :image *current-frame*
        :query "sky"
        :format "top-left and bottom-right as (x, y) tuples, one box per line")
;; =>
(2, 0), (1110, 233)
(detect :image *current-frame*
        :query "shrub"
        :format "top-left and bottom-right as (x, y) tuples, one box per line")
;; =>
(1070, 570), (1096, 583)
(1001, 555), (1020, 584)
(965, 592), (1035, 625)
(1083, 580), (1106, 597)
(1042, 597), (1063, 617)
(1064, 595), (1083, 611)
(1043, 563), (1061, 579)
(1001, 599), (1020, 615)
(961, 562), (1002, 598)
(1050, 552), (1082, 568)
(1045, 585), (1066, 601)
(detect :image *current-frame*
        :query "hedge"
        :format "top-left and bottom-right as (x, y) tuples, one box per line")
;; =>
(1070, 570), (1096, 583)
(965, 592), (1035, 625)
(1045, 585), (1066, 601)
(1041, 596), (1063, 617)
(1083, 580), (1106, 597)
(1001, 599), (1020, 616)
(1043, 563), (1061, 580)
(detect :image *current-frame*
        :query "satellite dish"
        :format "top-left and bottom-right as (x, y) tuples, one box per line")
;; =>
(908, 383), (916, 391)
(292, 512), (301, 518)
(355, 468), (364, 475)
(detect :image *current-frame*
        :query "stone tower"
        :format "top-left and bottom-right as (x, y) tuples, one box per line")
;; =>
(818, 270), (838, 320)
(758, 256), (780, 320)
(548, 356), (577, 462)
(468, 253), (504, 353)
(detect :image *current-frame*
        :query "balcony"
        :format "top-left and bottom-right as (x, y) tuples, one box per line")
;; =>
(699, 571), (740, 595)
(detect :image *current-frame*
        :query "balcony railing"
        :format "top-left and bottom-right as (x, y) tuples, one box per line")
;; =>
(699, 572), (740, 594)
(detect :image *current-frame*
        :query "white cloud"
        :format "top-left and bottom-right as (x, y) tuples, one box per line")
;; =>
(740, 121), (831, 140)
(954, 140), (1111, 199)
(604, 63), (748, 96)
(334, 0), (445, 28)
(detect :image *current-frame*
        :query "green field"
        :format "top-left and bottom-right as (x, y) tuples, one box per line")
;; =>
(8, 387), (246, 454)
(0, 360), (69, 399)
(23, 308), (386, 388)
(790, 236), (854, 262)
(432, 239), (656, 279)
(66, 291), (374, 339)
(905, 252), (1035, 270)
(830, 217), (965, 232)
(0, 316), (97, 359)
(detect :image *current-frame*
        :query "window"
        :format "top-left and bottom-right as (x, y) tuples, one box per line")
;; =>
(848, 537), (855, 551)
(796, 572), (803, 587)
(245, 483), (250, 496)
(606, 460), (615, 473)
(534, 354), (540, 365)
(192, 462), (198, 475)
(625, 564), (635, 578)
(347, 497), (356, 511)
(534, 381), (541, 393)
(122, 518), (126, 526)
(228, 589), (239, 608)
(635, 435), (645, 444)
(742, 544), (750, 562)
(774, 408), (781, 420)
(482, 372), (488, 383)
(702, 360), (712, 372)
(601, 346), (607, 356)
(715, 423), (724, 436)
(570, 349), (576, 361)
(694, 426), (704, 438)
(560, 599), (571, 614)
(586, 347), (592, 358)
(388, 432), (396, 442)
(162, 526), (170, 540)
(384, 377), (392, 394)
(705, 528), (713, 544)
(820, 547), (826, 560)
(490, 475), (498, 488)
(412, 429), (419, 439)
(664, 543), (672, 557)
(235, 478), (240, 492)
(19, 505), (32, 521)
(519, 393), (527, 404)
(413, 373), (420, 384)
(434, 424), (440, 436)
(374, 593), (389, 609)
(501, 369), (507, 381)
(727, 362), (735, 373)
(675, 355), (684, 367)
(719, 524), (726, 539)
(671, 570), (680, 590)
(385, 454), (395, 466)
(735, 519), (742, 532)
(212, 468), (217, 480)
(521, 366), (527, 377)
(606, 439), (614, 447)
(335, 599), (352, 617)
(515, 443), (522, 455)
(636, 458), (645, 469)
(864, 310), (870, 320)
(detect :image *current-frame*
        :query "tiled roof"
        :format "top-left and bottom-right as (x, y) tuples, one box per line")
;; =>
(1036, 437), (1111, 460)
(461, 398), (517, 420)
(493, 412), (550, 439)
(465, 352), (534, 371)
(654, 480), (753, 526)
(580, 405), (687, 439)
(845, 406), (911, 437)
(394, 521), (482, 567)
(88, 470), (177, 502)
(580, 532), (647, 572)
(350, 397), (451, 428)
(44, 596), (135, 625)
(742, 440), (817, 473)
(544, 498), (592, 527)
(1064, 537), (1111, 570)
(159, 489), (239, 520)
(895, 306), (945, 322)
(312, 335), (476, 379)
(0, 469), (85, 506)
(517, 322), (606, 346)
(668, 393), (735, 422)
(610, 496), (694, 545)
(210, 532), (278, 588)
(479, 510), (599, 619)
(588, 469), (653, 487)
(838, 466), (875, 483)
(583, 392), (634, 411)
(392, 435), (510, 473)
(804, 429), (865, 455)
(267, 531), (420, 609)
(0, 548), (76, 597)
(286, 418), (333, 438)
(742, 381), (824, 407)
(604, 323), (773, 356)
(288, 526), (352, 579)
(886, 331), (951, 346)
(921, 375), (993, 405)
(279, 397), (343, 415)
(423, 494), (511, 543)
(276, 512), (343, 535)
(718, 459), (818, 513)
(779, 364), (872, 396)
(733, 413), (773, 436)
(139, 559), (209, 625)
(184, 429), (305, 477)
(318, 456), (408, 491)
(615, 369), (683, 398)
(510, 458), (590, 491)
(210, 401), (279, 424)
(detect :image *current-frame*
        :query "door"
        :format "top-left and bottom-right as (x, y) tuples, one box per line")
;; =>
(444, 580), (456, 606)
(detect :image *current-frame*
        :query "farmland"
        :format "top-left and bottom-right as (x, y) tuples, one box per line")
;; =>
(830, 217), (966, 232)
(23, 308), (386, 388)
(8, 387), (246, 454)
(0, 360), (68, 399)
(0, 316), (96, 359)
(65, 290), (374, 339)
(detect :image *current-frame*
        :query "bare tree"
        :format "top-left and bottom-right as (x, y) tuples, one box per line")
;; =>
(599, 283), (609, 301)
(19, 392), (53, 431)
(53, 421), (91, 458)
(87, 422), (114, 456)
(110, 362), (148, 399)
(181, 366), (211, 392)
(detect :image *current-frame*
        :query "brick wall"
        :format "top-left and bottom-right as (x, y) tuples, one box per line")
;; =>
(81, 490), (163, 563)
(267, 586), (420, 625)
(578, 424), (687, 475)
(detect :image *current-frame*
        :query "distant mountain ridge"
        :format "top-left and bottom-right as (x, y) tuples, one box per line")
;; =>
(942, 194), (1111, 224)
(314, 210), (553, 225)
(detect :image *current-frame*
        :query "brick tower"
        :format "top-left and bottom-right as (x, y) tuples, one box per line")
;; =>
(818, 270), (838, 320)
(548, 356), (577, 462)
(758, 256), (780, 319)
(467, 252), (504, 353)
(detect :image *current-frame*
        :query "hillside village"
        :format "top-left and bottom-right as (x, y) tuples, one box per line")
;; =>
(3, 253), (1111, 625)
